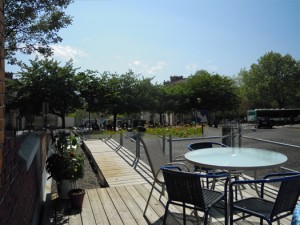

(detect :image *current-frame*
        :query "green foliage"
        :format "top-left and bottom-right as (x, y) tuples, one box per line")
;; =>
(8, 58), (83, 128)
(145, 126), (203, 138)
(186, 70), (240, 112)
(99, 70), (151, 130)
(46, 133), (84, 181)
(241, 51), (300, 108)
(76, 71), (107, 113)
(5, 0), (74, 64)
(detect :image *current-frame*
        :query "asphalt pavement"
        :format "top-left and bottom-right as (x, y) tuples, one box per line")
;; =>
(119, 124), (300, 179)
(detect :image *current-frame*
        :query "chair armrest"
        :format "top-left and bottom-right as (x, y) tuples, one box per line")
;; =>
(230, 173), (300, 199)
(264, 172), (300, 180)
(161, 165), (182, 171)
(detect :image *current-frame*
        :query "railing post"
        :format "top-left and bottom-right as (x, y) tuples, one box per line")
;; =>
(231, 124), (235, 147)
(162, 134), (166, 154)
(120, 132), (123, 146)
(238, 122), (242, 147)
(136, 132), (140, 159)
(169, 134), (173, 162)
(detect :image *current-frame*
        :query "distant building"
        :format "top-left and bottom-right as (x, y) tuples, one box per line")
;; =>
(163, 75), (187, 85)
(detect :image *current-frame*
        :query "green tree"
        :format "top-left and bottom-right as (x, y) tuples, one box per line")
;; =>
(5, 0), (73, 64)
(186, 70), (240, 113)
(148, 84), (169, 125)
(242, 52), (300, 108)
(234, 69), (252, 118)
(76, 70), (107, 127)
(101, 70), (141, 130)
(10, 58), (82, 128)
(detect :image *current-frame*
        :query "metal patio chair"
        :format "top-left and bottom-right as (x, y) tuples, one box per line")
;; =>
(229, 172), (300, 225)
(140, 136), (190, 217)
(188, 141), (228, 151)
(161, 166), (229, 225)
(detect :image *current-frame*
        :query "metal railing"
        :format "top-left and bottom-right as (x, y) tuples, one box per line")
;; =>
(109, 123), (300, 173)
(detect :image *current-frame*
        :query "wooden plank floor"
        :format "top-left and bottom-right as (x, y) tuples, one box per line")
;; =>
(82, 138), (153, 187)
(42, 138), (296, 225)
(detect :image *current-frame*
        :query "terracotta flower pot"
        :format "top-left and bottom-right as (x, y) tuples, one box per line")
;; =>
(68, 188), (86, 209)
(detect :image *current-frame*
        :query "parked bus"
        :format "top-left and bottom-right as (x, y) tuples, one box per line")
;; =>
(247, 108), (300, 125)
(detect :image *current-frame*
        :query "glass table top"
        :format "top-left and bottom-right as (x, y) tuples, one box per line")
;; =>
(184, 147), (288, 170)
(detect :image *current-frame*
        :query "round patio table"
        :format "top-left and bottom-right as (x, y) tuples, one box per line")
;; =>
(184, 147), (288, 171)
(185, 147), (288, 223)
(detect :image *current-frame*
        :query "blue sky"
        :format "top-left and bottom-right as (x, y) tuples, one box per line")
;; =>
(6, 0), (300, 84)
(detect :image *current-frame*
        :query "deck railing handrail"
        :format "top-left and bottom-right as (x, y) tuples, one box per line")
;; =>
(119, 123), (300, 172)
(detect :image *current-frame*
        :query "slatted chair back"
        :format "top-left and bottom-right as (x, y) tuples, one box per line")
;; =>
(140, 136), (167, 181)
(188, 141), (227, 151)
(271, 174), (300, 219)
(162, 168), (206, 209)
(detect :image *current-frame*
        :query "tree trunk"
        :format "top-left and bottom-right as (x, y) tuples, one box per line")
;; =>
(159, 113), (163, 125)
(113, 113), (117, 131)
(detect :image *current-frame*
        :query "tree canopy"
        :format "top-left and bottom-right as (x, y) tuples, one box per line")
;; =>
(5, 0), (73, 64)
(100, 70), (143, 130)
(186, 70), (240, 112)
(7, 58), (82, 128)
(241, 52), (300, 108)
(8, 51), (299, 129)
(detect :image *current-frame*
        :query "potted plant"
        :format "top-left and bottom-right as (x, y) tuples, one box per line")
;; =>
(68, 188), (86, 209)
(46, 131), (85, 200)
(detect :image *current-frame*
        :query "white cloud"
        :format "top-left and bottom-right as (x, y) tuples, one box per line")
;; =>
(132, 60), (141, 66)
(128, 60), (167, 76)
(147, 61), (167, 74)
(185, 62), (218, 74)
(50, 45), (89, 62)
(185, 63), (198, 71)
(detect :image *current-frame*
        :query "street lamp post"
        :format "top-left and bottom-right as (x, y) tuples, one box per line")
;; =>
(196, 97), (204, 135)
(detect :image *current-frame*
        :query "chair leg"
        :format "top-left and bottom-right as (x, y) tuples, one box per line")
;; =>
(204, 212), (208, 225)
(230, 205), (234, 225)
(194, 210), (200, 225)
(183, 203), (186, 225)
(163, 202), (170, 225)
(143, 180), (156, 216)
(234, 174), (244, 200)
(260, 218), (263, 225)
(224, 197), (228, 225)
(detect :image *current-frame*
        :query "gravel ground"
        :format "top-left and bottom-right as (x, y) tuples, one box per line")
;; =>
(52, 125), (300, 192)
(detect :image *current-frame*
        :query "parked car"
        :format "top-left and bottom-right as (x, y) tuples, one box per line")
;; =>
(256, 117), (273, 129)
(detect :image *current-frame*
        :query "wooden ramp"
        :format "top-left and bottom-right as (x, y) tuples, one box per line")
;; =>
(83, 138), (153, 187)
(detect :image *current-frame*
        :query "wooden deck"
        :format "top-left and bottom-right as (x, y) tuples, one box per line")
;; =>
(42, 138), (295, 225)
